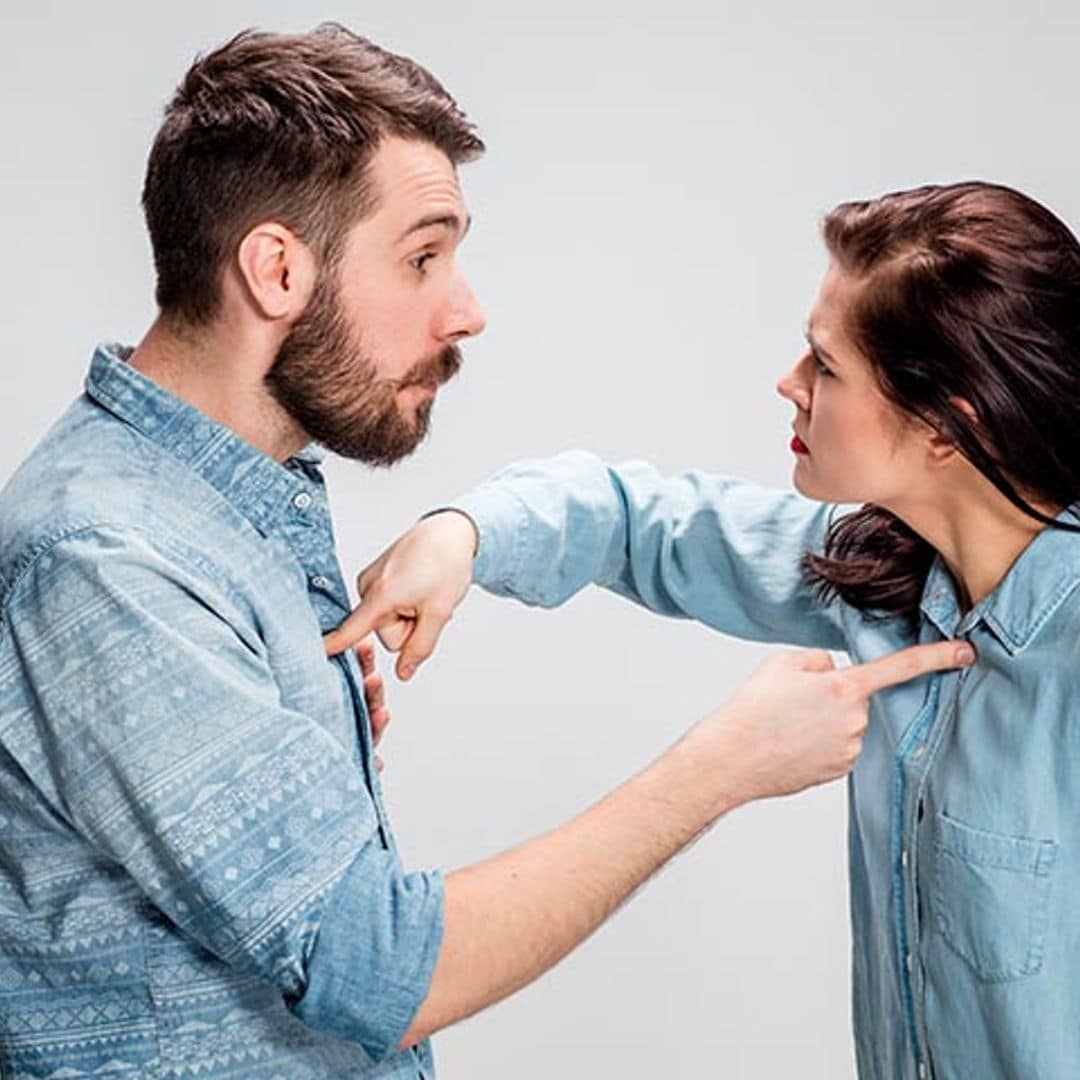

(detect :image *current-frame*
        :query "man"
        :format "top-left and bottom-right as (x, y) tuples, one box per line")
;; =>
(0, 24), (971, 1079)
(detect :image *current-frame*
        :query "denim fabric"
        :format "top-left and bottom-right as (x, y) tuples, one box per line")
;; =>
(456, 450), (1080, 1080)
(0, 344), (442, 1079)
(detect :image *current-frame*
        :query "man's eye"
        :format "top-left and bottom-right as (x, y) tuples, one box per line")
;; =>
(410, 252), (437, 274)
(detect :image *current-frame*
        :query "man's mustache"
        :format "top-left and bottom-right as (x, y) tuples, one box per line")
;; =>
(395, 344), (463, 390)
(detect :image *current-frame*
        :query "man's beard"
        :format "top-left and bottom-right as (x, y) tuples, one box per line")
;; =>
(265, 269), (462, 466)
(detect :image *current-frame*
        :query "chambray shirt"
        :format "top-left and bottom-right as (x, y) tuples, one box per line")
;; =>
(455, 450), (1080, 1080)
(0, 344), (442, 1079)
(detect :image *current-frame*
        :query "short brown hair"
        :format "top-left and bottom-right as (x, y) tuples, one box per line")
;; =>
(802, 182), (1080, 624)
(142, 24), (484, 326)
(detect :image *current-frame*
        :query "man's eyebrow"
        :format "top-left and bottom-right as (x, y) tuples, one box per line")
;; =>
(397, 212), (472, 244)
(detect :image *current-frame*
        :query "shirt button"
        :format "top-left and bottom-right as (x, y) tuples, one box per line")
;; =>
(292, 491), (313, 510)
(901, 849), (909, 868)
(905, 951), (914, 973)
(310, 575), (331, 590)
(918, 1062), (928, 1079)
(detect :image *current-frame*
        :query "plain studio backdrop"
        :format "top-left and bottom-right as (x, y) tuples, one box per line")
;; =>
(3, 2), (1079, 1076)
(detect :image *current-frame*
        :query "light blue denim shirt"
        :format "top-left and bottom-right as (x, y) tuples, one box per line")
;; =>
(455, 450), (1080, 1080)
(0, 344), (442, 1079)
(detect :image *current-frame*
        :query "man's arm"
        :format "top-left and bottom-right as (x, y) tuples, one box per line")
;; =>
(401, 640), (975, 1046)
(4, 526), (441, 1064)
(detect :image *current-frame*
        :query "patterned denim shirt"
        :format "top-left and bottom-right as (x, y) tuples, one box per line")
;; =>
(0, 344), (442, 1079)
(455, 450), (1080, 1080)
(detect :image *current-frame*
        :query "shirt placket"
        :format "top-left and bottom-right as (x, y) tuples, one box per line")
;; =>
(892, 680), (937, 1080)
(898, 641), (975, 1080)
(281, 474), (393, 846)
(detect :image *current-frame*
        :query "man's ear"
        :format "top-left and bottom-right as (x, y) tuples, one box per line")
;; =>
(235, 222), (317, 321)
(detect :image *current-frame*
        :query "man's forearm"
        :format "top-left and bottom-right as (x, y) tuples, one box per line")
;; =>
(393, 637), (970, 1051)
(399, 727), (737, 1047)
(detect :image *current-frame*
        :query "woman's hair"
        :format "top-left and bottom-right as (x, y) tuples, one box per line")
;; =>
(802, 181), (1080, 624)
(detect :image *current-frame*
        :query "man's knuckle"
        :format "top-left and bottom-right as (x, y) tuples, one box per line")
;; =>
(828, 674), (853, 703)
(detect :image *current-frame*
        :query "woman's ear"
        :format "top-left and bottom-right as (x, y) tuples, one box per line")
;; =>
(927, 397), (979, 465)
(235, 222), (317, 321)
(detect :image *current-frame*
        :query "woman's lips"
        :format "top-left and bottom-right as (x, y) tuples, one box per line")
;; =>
(790, 434), (810, 455)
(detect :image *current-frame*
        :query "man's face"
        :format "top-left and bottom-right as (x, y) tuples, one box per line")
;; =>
(266, 136), (486, 464)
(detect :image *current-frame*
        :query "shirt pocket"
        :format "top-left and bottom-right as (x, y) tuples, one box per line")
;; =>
(932, 810), (1057, 982)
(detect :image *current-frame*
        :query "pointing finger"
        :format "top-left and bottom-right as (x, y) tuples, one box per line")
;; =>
(324, 595), (390, 656)
(847, 640), (975, 698)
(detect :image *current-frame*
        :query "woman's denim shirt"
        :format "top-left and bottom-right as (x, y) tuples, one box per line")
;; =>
(0, 345), (442, 1079)
(455, 450), (1080, 1080)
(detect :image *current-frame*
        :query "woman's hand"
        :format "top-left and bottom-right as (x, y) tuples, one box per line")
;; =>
(325, 510), (478, 680)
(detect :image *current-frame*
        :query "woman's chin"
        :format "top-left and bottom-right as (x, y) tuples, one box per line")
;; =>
(791, 464), (828, 502)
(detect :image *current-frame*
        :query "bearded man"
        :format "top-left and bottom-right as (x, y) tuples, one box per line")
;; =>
(0, 24), (971, 1080)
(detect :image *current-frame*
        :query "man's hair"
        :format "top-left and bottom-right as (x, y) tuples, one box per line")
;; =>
(142, 24), (484, 326)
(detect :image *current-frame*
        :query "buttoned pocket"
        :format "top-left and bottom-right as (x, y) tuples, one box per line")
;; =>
(932, 811), (1057, 982)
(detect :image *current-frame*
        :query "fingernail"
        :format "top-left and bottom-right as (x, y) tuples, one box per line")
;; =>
(956, 644), (975, 665)
(400, 665), (413, 680)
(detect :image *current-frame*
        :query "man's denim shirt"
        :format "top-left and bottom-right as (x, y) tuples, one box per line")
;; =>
(455, 450), (1080, 1080)
(0, 345), (442, 1080)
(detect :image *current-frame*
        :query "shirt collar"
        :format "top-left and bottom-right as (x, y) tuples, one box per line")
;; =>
(85, 342), (326, 536)
(919, 503), (1080, 655)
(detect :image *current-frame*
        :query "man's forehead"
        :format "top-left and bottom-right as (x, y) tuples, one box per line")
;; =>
(367, 136), (466, 228)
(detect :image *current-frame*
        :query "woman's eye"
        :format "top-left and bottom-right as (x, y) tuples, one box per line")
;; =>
(812, 353), (833, 377)
(410, 252), (437, 274)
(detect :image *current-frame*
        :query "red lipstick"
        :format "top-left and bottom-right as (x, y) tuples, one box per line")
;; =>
(790, 434), (810, 455)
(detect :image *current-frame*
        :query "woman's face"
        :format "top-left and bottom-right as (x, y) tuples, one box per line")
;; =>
(777, 262), (930, 507)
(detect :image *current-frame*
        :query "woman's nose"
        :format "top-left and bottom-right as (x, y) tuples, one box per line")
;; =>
(776, 356), (812, 411)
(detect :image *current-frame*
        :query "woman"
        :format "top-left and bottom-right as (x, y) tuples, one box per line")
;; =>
(331, 182), (1080, 1078)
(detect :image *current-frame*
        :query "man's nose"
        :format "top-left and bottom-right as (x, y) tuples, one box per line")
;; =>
(442, 274), (487, 341)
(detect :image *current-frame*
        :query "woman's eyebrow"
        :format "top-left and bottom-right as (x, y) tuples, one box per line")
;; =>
(805, 327), (838, 363)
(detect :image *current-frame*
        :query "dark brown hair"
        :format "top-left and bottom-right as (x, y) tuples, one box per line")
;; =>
(142, 24), (484, 326)
(802, 182), (1080, 623)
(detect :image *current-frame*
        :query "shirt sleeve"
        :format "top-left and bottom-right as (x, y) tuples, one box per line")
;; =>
(453, 449), (847, 650)
(2, 524), (442, 1063)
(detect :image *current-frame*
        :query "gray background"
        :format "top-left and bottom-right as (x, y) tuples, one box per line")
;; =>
(3, 2), (1078, 1076)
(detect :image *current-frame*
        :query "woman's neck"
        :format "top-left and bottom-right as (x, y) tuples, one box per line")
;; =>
(889, 472), (1057, 614)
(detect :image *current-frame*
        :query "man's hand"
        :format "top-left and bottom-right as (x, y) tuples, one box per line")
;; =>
(399, 634), (976, 1047)
(324, 511), (477, 680)
(357, 638), (391, 773)
(689, 639), (976, 809)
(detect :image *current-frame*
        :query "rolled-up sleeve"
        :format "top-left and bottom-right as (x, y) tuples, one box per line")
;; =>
(290, 854), (443, 1057)
(3, 524), (442, 1063)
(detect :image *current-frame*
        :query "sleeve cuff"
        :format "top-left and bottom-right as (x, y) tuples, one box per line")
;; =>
(449, 485), (530, 591)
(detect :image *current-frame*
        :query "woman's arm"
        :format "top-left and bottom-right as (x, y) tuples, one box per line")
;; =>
(457, 450), (843, 645)
(325, 450), (847, 671)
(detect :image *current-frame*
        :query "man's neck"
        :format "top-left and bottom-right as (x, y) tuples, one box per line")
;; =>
(127, 317), (309, 463)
